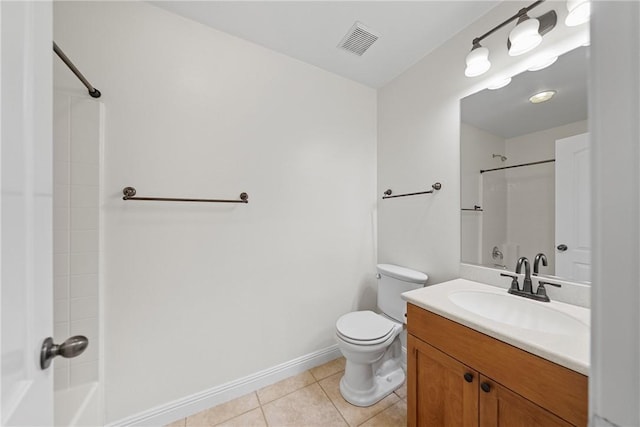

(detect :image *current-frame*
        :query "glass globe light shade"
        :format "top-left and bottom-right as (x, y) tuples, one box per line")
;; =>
(509, 17), (542, 56)
(566, 0), (590, 26)
(465, 46), (491, 77)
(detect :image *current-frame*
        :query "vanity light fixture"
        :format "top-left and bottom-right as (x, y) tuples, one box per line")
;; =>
(565, 0), (590, 27)
(465, 42), (491, 77)
(529, 90), (556, 104)
(527, 55), (558, 71)
(464, 0), (557, 77)
(508, 13), (542, 56)
(488, 77), (512, 90)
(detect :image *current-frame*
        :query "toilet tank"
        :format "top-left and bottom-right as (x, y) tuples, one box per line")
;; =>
(377, 264), (428, 322)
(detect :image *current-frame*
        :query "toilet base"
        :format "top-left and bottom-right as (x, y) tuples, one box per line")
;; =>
(339, 366), (405, 407)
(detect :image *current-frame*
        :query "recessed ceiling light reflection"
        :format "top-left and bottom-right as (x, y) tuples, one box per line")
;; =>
(529, 90), (556, 104)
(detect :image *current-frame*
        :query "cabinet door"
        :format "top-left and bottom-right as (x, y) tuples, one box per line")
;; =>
(408, 334), (479, 427)
(479, 376), (573, 427)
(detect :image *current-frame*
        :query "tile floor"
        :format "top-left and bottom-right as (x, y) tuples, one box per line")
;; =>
(166, 357), (407, 427)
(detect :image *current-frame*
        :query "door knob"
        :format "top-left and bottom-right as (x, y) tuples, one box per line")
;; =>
(40, 336), (89, 369)
(463, 373), (474, 383)
(481, 382), (491, 393)
(557, 244), (568, 252)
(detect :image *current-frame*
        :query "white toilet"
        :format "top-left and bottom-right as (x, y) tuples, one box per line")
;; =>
(335, 264), (428, 407)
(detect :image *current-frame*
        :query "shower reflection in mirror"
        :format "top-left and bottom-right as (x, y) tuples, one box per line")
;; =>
(460, 46), (591, 284)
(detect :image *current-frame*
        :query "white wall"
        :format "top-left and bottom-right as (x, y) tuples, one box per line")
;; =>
(54, 2), (377, 422)
(590, 2), (640, 426)
(378, 1), (588, 286)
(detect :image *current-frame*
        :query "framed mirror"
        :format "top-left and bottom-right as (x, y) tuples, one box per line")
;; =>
(460, 46), (590, 284)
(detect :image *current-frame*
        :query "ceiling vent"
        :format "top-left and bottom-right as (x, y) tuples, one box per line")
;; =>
(338, 22), (379, 56)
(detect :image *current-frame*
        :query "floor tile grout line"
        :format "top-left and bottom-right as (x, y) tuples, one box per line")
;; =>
(317, 377), (350, 427)
(330, 386), (406, 427)
(258, 367), (346, 407)
(353, 397), (400, 427)
(310, 370), (338, 382)
(257, 370), (320, 406)
(209, 392), (261, 427)
(309, 358), (345, 382)
(258, 404), (269, 427)
(310, 370), (340, 382)
(258, 372), (331, 426)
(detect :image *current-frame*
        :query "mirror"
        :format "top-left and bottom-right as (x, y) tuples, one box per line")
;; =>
(460, 46), (590, 284)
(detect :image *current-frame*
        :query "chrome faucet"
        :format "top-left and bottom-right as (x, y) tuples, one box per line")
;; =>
(515, 257), (533, 293)
(533, 253), (548, 275)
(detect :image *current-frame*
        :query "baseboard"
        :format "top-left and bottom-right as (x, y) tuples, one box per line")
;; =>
(107, 345), (342, 427)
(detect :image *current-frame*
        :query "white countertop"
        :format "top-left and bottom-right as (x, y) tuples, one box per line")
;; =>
(402, 278), (590, 375)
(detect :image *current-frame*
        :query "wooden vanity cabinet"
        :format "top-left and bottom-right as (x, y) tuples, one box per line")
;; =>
(478, 375), (572, 427)
(407, 335), (479, 426)
(407, 303), (587, 427)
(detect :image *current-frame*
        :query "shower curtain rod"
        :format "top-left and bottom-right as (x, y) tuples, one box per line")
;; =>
(480, 159), (555, 174)
(53, 42), (101, 98)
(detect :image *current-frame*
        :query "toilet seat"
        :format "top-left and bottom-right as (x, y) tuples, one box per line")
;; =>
(336, 311), (399, 345)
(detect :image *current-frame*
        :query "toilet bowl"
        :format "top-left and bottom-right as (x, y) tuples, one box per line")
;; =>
(335, 264), (428, 407)
(336, 311), (405, 406)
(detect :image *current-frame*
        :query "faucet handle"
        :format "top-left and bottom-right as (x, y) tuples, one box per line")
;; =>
(538, 280), (561, 288)
(500, 273), (520, 292)
(535, 280), (561, 302)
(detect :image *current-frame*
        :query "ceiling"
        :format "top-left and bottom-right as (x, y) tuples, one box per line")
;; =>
(151, 1), (500, 88)
(461, 46), (589, 139)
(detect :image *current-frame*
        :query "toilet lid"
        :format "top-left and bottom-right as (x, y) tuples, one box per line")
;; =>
(336, 311), (396, 342)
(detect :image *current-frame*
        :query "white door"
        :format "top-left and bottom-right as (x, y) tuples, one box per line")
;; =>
(555, 133), (591, 282)
(1, 1), (54, 425)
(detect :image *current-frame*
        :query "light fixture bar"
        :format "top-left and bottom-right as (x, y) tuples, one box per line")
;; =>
(471, 0), (545, 46)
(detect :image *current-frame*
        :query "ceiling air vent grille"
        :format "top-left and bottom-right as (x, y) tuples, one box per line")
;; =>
(338, 22), (379, 56)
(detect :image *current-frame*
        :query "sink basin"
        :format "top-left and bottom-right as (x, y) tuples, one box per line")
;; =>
(448, 290), (588, 336)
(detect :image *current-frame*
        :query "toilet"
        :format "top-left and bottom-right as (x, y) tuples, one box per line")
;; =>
(335, 264), (428, 407)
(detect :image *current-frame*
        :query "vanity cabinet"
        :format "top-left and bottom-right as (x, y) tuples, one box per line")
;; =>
(478, 375), (572, 427)
(407, 303), (587, 427)
(408, 335), (479, 425)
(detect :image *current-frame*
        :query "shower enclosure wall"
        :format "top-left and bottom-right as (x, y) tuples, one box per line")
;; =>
(53, 85), (103, 426)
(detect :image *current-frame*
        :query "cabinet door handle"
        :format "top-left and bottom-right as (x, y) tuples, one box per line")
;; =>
(463, 373), (474, 383)
(481, 382), (491, 393)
